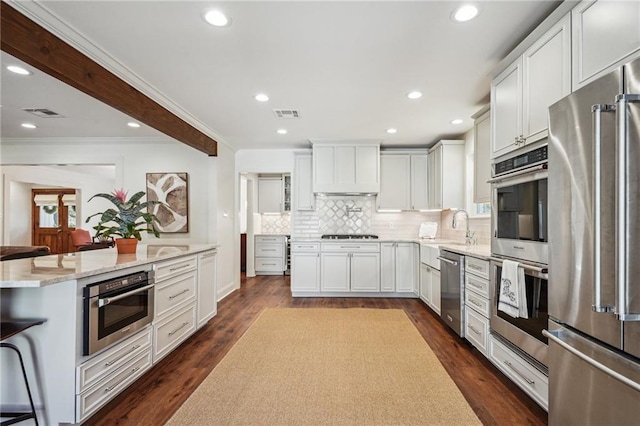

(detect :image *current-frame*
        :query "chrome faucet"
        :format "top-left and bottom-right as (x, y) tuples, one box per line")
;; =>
(452, 209), (475, 245)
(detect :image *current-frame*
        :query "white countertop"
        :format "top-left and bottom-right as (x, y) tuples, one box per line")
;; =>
(437, 243), (492, 260)
(0, 244), (218, 288)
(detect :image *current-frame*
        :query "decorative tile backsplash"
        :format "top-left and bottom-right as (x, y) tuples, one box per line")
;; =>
(260, 213), (291, 234)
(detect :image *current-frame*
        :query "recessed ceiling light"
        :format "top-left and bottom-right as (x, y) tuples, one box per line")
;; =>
(452, 5), (479, 22)
(277, 129), (288, 135)
(204, 10), (231, 27)
(407, 91), (423, 100)
(450, 119), (463, 125)
(7, 65), (32, 75)
(21, 123), (37, 129)
(255, 94), (269, 102)
(127, 122), (141, 128)
(386, 128), (398, 134)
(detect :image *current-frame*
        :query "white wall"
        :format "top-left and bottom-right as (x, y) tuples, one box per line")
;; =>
(8, 181), (32, 245)
(215, 142), (238, 299)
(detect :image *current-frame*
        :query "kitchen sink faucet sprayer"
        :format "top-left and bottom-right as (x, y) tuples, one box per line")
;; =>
(452, 209), (475, 245)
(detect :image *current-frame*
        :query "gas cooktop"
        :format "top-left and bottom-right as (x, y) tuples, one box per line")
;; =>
(321, 234), (379, 240)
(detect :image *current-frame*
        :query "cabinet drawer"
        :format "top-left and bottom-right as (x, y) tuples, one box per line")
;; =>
(466, 289), (490, 318)
(76, 347), (152, 422)
(291, 242), (320, 252)
(255, 235), (284, 244)
(465, 257), (489, 279)
(321, 242), (380, 252)
(465, 307), (489, 357)
(255, 243), (284, 257)
(490, 335), (549, 410)
(465, 273), (489, 298)
(153, 303), (196, 363)
(76, 327), (152, 393)
(155, 255), (197, 282)
(255, 258), (284, 271)
(155, 270), (197, 319)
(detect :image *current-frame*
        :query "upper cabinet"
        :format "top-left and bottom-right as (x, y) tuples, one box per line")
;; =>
(377, 153), (428, 211)
(312, 141), (380, 194)
(491, 14), (571, 159)
(294, 153), (315, 211)
(258, 174), (290, 213)
(427, 140), (465, 210)
(572, 0), (640, 89)
(472, 107), (491, 204)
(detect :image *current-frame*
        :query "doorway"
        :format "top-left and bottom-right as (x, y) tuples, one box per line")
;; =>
(32, 188), (77, 254)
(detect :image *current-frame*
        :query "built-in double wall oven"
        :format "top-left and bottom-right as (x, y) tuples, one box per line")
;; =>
(83, 268), (155, 355)
(490, 144), (549, 368)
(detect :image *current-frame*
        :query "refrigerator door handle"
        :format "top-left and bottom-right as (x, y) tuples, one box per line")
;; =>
(614, 94), (640, 321)
(591, 104), (615, 313)
(544, 329), (640, 392)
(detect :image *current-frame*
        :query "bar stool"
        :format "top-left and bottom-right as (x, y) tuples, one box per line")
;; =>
(1, 319), (46, 426)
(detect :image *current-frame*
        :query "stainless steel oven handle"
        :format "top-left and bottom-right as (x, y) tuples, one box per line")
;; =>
(487, 163), (547, 184)
(98, 284), (155, 308)
(489, 257), (548, 275)
(544, 329), (640, 392)
(437, 256), (458, 266)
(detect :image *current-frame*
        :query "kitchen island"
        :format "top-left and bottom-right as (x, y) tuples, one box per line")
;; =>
(0, 243), (218, 425)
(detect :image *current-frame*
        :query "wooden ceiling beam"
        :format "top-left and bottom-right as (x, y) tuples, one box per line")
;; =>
(1, 1), (218, 156)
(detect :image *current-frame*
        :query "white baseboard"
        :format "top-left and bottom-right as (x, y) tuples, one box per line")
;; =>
(217, 280), (238, 301)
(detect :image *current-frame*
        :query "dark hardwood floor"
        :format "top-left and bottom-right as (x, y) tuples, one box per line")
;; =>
(86, 274), (547, 425)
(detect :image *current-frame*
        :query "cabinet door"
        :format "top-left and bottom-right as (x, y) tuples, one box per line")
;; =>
(440, 142), (465, 209)
(258, 178), (283, 213)
(313, 145), (335, 190)
(420, 263), (432, 304)
(378, 155), (410, 210)
(523, 13), (571, 143)
(355, 145), (379, 188)
(320, 253), (350, 292)
(572, 0), (640, 89)
(431, 268), (441, 315)
(410, 155), (428, 210)
(380, 243), (396, 292)
(474, 110), (491, 204)
(428, 146), (443, 209)
(350, 253), (380, 292)
(491, 59), (522, 159)
(294, 154), (315, 211)
(291, 252), (320, 292)
(395, 243), (417, 293)
(197, 250), (217, 328)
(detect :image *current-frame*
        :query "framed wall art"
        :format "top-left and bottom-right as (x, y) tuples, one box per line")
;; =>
(146, 172), (189, 233)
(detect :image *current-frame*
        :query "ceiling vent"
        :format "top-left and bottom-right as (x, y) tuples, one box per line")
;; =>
(22, 108), (65, 118)
(272, 109), (300, 119)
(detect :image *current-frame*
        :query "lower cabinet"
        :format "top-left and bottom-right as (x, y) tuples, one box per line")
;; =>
(291, 242), (321, 293)
(419, 263), (441, 315)
(153, 303), (197, 363)
(320, 252), (380, 292)
(464, 257), (490, 357)
(380, 242), (418, 293)
(197, 250), (217, 328)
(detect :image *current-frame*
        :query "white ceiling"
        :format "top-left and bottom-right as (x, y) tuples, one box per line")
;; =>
(1, 1), (562, 151)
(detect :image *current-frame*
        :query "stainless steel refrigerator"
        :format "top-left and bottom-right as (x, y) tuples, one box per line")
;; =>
(547, 57), (640, 424)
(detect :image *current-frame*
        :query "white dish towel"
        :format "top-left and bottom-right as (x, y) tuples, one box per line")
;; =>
(498, 260), (529, 319)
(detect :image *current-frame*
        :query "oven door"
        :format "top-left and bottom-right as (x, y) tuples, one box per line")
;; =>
(84, 281), (155, 355)
(490, 259), (548, 367)
(491, 166), (548, 265)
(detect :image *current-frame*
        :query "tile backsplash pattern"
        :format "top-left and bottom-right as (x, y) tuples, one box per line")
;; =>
(439, 210), (491, 245)
(260, 213), (291, 234)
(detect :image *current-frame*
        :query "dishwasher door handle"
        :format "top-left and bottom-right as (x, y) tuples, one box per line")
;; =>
(437, 256), (458, 266)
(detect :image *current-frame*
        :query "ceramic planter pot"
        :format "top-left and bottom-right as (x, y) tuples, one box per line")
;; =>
(115, 238), (138, 254)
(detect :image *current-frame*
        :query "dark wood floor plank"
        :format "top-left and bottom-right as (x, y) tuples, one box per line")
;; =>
(85, 274), (547, 426)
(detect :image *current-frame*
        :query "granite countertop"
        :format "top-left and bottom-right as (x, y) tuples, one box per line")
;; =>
(437, 243), (492, 260)
(0, 244), (218, 288)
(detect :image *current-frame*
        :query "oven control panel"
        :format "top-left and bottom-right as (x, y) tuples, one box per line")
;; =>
(494, 145), (547, 176)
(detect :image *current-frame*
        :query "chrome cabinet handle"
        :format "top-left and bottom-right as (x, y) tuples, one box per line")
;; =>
(437, 256), (458, 266)
(169, 264), (191, 272)
(169, 288), (190, 299)
(592, 103), (616, 314)
(98, 284), (154, 307)
(168, 321), (189, 337)
(104, 344), (141, 367)
(105, 367), (141, 392)
(200, 252), (216, 259)
(503, 360), (535, 385)
(469, 298), (483, 309)
(468, 325), (482, 335)
(469, 264), (483, 271)
(467, 280), (484, 290)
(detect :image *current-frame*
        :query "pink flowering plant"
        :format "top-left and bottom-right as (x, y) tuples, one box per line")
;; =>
(86, 189), (164, 240)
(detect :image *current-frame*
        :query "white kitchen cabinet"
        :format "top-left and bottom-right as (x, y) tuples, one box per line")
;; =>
(255, 235), (286, 275)
(380, 242), (418, 293)
(291, 242), (320, 293)
(350, 253), (381, 292)
(410, 155), (429, 210)
(258, 177), (283, 213)
(427, 140), (465, 210)
(293, 153), (315, 211)
(197, 250), (217, 328)
(420, 263), (441, 315)
(491, 14), (571, 159)
(320, 242), (380, 292)
(378, 154), (428, 211)
(572, 0), (640, 89)
(312, 141), (380, 194)
(464, 257), (490, 358)
(472, 107), (491, 204)
(320, 252), (351, 292)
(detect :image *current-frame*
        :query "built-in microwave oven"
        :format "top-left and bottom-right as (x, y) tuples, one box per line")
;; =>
(490, 145), (548, 266)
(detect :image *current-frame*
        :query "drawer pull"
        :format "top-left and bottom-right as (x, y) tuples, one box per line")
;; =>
(469, 264), (483, 271)
(168, 321), (189, 337)
(297, 245), (315, 248)
(200, 252), (216, 259)
(468, 281), (484, 290)
(169, 289), (190, 299)
(469, 325), (482, 335)
(105, 366), (141, 392)
(503, 360), (535, 385)
(104, 344), (141, 367)
(262, 249), (277, 252)
(470, 298), (484, 308)
(169, 264), (191, 272)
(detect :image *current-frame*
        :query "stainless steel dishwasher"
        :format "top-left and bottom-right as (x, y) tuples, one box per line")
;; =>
(438, 250), (465, 337)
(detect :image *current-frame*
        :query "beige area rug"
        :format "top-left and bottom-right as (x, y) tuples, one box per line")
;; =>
(167, 308), (480, 425)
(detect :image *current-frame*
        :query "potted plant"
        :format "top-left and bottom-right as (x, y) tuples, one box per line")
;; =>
(86, 189), (164, 254)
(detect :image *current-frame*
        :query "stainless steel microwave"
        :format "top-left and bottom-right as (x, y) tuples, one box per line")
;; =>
(490, 145), (548, 266)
